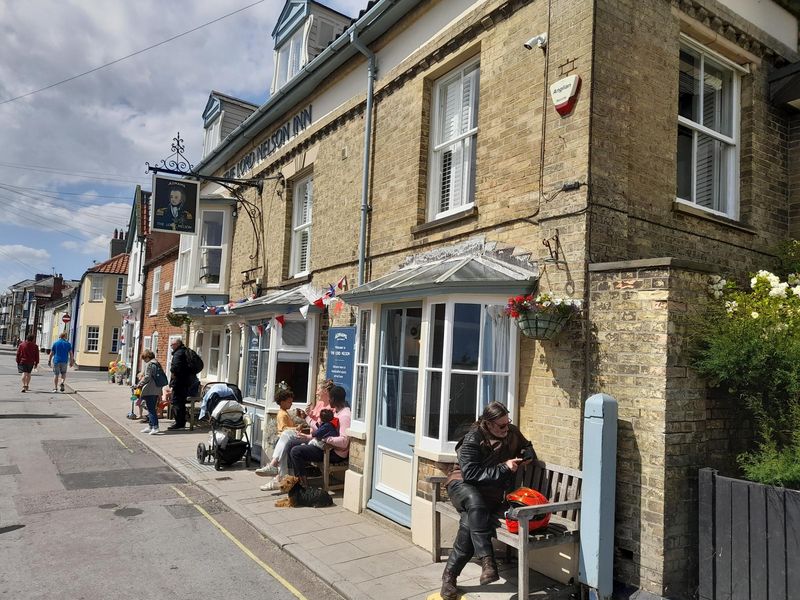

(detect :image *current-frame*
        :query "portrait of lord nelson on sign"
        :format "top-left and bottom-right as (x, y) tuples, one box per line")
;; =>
(151, 176), (199, 234)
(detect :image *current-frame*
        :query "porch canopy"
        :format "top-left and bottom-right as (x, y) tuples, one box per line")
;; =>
(230, 285), (323, 316)
(341, 240), (539, 305)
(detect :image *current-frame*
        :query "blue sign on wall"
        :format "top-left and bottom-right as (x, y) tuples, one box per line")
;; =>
(326, 327), (356, 405)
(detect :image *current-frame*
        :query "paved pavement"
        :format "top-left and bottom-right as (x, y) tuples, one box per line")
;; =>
(6, 344), (574, 600)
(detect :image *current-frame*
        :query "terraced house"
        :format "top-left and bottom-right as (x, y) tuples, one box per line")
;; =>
(165, 0), (799, 596)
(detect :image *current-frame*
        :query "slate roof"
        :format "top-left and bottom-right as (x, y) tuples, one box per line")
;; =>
(87, 253), (129, 275)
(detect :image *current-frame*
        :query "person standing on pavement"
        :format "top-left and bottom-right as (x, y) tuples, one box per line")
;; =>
(16, 334), (39, 393)
(48, 332), (74, 393)
(135, 350), (165, 434)
(167, 337), (195, 431)
(438, 401), (536, 600)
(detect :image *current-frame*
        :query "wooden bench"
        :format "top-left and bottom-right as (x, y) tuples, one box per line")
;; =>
(307, 444), (348, 492)
(427, 460), (582, 599)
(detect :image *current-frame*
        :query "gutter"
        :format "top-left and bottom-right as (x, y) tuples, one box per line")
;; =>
(195, 0), (415, 177)
(350, 30), (376, 286)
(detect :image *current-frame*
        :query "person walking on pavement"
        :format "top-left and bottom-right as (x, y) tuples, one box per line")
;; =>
(167, 337), (196, 430)
(48, 332), (74, 393)
(135, 350), (165, 434)
(439, 401), (536, 600)
(16, 334), (39, 393)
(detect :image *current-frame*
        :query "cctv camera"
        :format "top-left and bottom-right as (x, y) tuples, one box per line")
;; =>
(524, 33), (548, 50)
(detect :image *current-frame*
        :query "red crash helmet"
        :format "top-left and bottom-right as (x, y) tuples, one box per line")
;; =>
(504, 487), (551, 534)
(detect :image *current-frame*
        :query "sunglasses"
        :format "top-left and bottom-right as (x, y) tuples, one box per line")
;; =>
(491, 418), (511, 430)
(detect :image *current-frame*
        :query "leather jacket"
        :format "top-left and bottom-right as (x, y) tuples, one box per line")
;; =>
(446, 423), (535, 505)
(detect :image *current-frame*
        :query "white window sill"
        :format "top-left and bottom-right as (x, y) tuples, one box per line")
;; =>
(415, 447), (457, 463)
(345, 427), (366, 440)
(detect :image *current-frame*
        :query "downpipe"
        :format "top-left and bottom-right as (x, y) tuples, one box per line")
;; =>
(351, 31), (376, 286)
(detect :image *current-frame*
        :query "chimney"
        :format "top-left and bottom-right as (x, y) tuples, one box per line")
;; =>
(52, 275), (64, 300)
(110, 228), (126, 258)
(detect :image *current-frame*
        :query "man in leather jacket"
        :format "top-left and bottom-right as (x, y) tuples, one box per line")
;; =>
(440, 401), (536, 600)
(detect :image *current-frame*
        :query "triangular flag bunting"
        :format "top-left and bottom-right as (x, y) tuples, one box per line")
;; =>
(275, 315), (286, 326)
(299, 305), (310, 319)
(336, 275), (348, 290)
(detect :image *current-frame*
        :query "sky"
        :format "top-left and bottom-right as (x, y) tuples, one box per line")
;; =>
(0, 0), (364, 293)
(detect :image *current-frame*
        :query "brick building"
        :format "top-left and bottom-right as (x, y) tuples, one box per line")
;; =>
(165, 0), (799, 596)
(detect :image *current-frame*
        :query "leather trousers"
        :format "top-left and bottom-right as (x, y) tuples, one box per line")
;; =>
(444, 480), (499, 575)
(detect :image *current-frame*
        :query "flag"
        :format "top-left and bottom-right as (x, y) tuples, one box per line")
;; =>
(313, 297), (325, 310)
(276, 315), (286, 327)
(332, 298), (345, 317)
(250, 325), (259, 337)
(299, 305), (310, 319)
(323, 284), (335, 299)
(256, 324), (264, 337)
(336, 275), (348, 290)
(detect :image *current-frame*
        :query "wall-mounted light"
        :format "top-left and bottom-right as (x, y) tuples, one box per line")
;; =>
(524, 33), (548, 50)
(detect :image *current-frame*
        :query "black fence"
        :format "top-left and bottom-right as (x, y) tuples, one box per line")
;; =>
(699, 468), (800, 600)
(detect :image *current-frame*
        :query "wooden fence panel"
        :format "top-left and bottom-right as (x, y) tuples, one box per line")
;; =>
(748, 484), (767, 600)
(766, 486), (786, 600)
(699, 469), (800, 600)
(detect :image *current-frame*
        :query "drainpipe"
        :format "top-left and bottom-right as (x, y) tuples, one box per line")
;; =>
(350, 31), (377, 286)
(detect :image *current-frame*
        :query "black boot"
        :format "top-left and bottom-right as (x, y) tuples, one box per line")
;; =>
(440, 568), (459, 600)
(479, 555), (499, 585)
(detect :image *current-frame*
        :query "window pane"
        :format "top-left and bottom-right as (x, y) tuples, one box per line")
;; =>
(358, 310), (370, 362)
(676, 125), (693, 200)
(209, 349), (220, 375)
(481, 374), (509, 410)
(678, 48), (700, 122)
(380, 368), (399, 428)
(275, 358), (309, 404)
(290, 30), (303, 78)
(430, 304), (445, 369)
(201, 212), (223, 246)
(696, 132), (731, 212)
(277, 46), (289, 87)
(258, 349), (270, 401)
(282, 321), (306, 346)
(400, 371), (418, 433)
(438, 76), (462, 143)
(354, 365), (368, 421)
(481, 307), (510, 372)
(200, 249), (221, 284)
(451, 304), (480, 370)
(246, 347), (258, 398)
(426, 370), (442, 438)
(383, 309), (403, 366)
(703, 59), (733, 136)
(403, 307), (421, 369)
(448, 372), (477, 441)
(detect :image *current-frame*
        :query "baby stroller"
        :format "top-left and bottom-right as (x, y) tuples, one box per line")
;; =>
(196, 383), (251, 471)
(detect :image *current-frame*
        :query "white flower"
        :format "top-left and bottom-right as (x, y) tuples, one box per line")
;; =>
(769, 282), (789, 297)
(751, 270), (780, 289)
(725, 300), (738, 313)
(751, 312), (760, 319)
(793, 286), (800, 298)
(788, 274), (800, 286)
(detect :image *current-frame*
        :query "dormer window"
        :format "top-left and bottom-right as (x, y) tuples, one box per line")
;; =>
(275, 27), (305, 91)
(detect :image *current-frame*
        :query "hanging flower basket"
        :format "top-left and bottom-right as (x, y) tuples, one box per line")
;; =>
(516, 311), (570, 340)
(505, 293), (580, 341)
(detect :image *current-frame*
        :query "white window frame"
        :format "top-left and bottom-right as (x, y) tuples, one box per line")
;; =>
(143, 335), (152, 351)
(111, 327), (120, 354)
(150, 267), (161, 316)
(222, 327), (232, 381)
(273, 26), (306, 92)
(173, 203), (232, 294)
(151, 331), (159, 356)
(675, 36), (744, 220)
(86, 326), (100, 353)
(289, 174), (313, 277)
(197, 210), (225, 287)
(90, 277), (103, 302)
(419, 295), (518, 454)
(115, 277), (125, 303)
(427, 57), (480, 221)
(203, 115), (223, 158)
(194, 330), (205, 376)
(350, 307), (373, 429)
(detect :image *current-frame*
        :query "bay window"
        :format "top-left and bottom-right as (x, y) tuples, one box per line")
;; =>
(199, 211), (223, 284)
(422, 300), (515, 452)
(676, 39), (741, 218)
(173, 203), (232, 294)
(273, 27), (305, 92)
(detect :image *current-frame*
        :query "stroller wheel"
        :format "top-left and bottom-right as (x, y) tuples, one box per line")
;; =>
(245, 449), (251, 468)
(196, 443), (207, 464)
(214, 456), (221, 471)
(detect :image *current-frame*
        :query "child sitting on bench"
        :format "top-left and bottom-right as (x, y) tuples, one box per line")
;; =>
(307, 409), (339, 449)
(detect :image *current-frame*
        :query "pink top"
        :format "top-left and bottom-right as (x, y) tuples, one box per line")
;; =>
(305, 400), (328, 423)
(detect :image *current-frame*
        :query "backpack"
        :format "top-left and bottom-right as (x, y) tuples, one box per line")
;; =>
(185, 348), (204, 374)
(151, 361), (169, 388)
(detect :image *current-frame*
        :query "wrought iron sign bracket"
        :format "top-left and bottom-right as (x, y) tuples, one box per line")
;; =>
(542, 229), (568, 269)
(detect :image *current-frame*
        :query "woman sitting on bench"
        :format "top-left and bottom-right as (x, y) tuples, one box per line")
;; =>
(439, 401), (536, 600)
(286, 384), (350, 484)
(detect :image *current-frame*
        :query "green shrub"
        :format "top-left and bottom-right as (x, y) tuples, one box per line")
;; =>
(692, 266), (800, 489)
